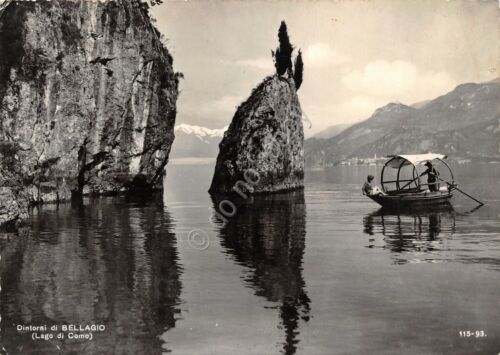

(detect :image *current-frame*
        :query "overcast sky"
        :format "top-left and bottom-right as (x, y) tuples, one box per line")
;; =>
(152, 0), (498, 137)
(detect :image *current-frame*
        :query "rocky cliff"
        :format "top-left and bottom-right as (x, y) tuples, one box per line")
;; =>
(209, 76), (304, 194)
(0, 0), (179, 227)
(0, 142), (29, 229)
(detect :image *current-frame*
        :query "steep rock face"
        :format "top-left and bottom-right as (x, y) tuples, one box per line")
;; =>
(0, 143), (29, 230)
(209, 76), (304, 194)
(0, 0), (179, 214)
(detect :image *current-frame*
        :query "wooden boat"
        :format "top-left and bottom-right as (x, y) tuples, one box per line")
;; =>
(366, 154), (456, 210)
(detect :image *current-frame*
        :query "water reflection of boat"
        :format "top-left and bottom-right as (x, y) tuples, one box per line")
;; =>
(363, 208), (456, 262)
(212, 191), (310, 355)
(0, 197), (182, 354)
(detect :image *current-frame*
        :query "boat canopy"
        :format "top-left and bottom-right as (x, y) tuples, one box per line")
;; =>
(380, 153), (454, 194)
(385, 153), (447, 168)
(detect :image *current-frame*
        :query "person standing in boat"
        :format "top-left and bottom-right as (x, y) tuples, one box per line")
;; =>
(421, 161), (439, 192)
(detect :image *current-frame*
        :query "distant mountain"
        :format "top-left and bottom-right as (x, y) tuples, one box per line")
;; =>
(312, 123), (351, 139)
(305, 79), (500, 167)
(170, 124), (227, 158)
(411, 99), (431, 109)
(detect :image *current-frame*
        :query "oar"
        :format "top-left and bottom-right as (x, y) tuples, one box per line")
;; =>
(440, 178), (484, 206)
(400, 169), (437, 190)
(400, 176), (419, 190)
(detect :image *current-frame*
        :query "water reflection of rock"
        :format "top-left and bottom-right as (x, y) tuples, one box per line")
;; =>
(214, 191), (310, 355)
(0, 197), (182, 354)
(363, 208), (456, 263)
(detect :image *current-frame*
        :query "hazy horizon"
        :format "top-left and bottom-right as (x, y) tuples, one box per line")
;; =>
(153, 0), (498, 137)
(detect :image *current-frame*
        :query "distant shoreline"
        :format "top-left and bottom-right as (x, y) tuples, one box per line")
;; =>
(170, 157), (500, 168)
(305, 158), (500, 169)
(169, 157), (216, 165)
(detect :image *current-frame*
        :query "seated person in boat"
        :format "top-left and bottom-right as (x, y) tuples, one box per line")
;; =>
(363, 175), (383, 196)
(362, 175), (374, 195)
(420, 161), (439, 192)
(362, 175), (380, 195)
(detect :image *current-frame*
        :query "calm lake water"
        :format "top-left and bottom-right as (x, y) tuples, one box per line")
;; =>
(0, 162), (499, 354)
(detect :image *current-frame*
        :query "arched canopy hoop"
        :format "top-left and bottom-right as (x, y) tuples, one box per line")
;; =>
(385, 153), (447, 168)
(380, 153), (452, 194)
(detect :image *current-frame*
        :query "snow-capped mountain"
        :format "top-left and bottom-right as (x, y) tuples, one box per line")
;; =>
(175, 124), (227, 141)
(170, 124), (227, 158)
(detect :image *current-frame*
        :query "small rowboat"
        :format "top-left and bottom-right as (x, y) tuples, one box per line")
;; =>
(366, 154), (456, 210)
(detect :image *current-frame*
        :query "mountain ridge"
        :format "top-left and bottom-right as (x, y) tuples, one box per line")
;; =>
(305, 79), (500, 167)
(170, 124), (226, 158)
(312, 123), (351, 139)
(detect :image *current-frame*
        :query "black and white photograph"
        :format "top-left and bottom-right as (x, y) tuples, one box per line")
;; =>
(0, 0), (499, 354)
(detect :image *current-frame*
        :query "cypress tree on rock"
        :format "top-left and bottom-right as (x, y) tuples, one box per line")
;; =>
(293, 49), (303, 90)
(273, 21), (294, 77)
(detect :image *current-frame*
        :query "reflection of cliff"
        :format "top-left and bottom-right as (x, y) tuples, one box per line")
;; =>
(0, 198), (182, 354)
(216, 191), (310, 355)
(363, 209), (456, 263)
